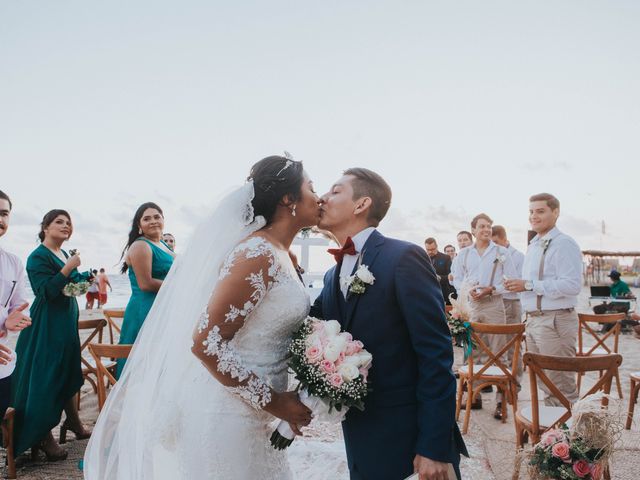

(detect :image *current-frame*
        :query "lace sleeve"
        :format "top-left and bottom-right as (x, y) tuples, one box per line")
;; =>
(192, 237), (278, 410)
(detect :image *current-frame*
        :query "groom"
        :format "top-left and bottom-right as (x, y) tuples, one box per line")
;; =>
(311, 169), (467, 480)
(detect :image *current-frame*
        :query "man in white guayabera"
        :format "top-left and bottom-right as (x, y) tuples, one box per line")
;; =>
(450, 213), (518, 415)
(504, 193), (582, 407)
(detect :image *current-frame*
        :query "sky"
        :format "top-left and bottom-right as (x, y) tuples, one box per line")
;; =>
(1, 1), (639, 273)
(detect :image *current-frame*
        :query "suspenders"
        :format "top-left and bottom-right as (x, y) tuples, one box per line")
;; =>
(462, 246), (500, 288)
(535, 240), (552, 312)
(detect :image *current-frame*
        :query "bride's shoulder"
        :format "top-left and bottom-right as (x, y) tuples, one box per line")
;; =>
(231, 234), (277, 258)
(219, 235), (280, 279)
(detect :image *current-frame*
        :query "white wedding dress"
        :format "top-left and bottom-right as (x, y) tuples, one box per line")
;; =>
(84, 183), (314, 480)
(174, 236), (310, 478)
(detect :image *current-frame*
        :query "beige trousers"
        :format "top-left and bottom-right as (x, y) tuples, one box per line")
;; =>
(525, 309), (579, 406)
(469, 295), (507, 366)
(503, 298), (523, 384)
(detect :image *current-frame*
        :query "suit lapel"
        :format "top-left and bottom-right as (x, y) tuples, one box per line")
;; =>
(343, 230), (385, 331)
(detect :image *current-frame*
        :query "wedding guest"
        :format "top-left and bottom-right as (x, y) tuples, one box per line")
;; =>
(85, 269), (99, 309)
(456, 231), (473, 250)
(163, 233), (176, 252)
(491, 224), (525, 419)
(444, 244), (456, 260)
(505, 193), (583, 407)
(0, 191), (32, 418)
(117, 203), (175, 375)
(451, 214), (517, 414)
(96, 268), (112, 307)
(12, 209), (92, 460)
(424, 237), (454, 304)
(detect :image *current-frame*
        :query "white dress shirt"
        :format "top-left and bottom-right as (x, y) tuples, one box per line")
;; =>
(503, 244), (525, 301)
(0, 247), (29, 378)
(339, 227), (375, 298)
(450, 241), (517, 295)
(520, 226), (583, 312)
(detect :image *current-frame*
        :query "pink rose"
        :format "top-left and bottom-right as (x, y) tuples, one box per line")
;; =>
(572, 460), (591, 478)
(353, 340), (364, 353)
(320, 360), (336, 374)
(540, 428), (566, 447)
(338, 352), (345, 363)
(305, 345), (323, 364)
(329, 373), (344, 388)
(345, 341), (359, 356)
(590, 463), (603, 480)
(551, 442), (571, 463)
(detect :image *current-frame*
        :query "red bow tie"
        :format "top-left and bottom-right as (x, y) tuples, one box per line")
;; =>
(328, 236), (357, 263)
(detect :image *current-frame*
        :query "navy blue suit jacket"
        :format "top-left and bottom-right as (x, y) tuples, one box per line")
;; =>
(311, 230), (467, 480)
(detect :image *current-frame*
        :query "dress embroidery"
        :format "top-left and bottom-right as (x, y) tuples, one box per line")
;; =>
(198, 237), (298, 411)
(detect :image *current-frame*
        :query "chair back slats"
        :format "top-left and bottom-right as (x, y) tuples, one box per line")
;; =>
(522, 352), (622, 429)
(88, 343), (133, 411)
(577, 313), (625, 356)
(468, 322), (525, 379)
(103, 308), (125, 344)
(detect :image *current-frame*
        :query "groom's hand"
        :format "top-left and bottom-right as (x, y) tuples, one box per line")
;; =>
(413, 454), (450, 480)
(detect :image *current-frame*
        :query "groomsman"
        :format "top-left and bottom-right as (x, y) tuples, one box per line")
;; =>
(424, 237), (453, 304)
(0, 190), (32, 416)
(505, 193), (582, 407)
(449, 231), (473, 287)
(451, 214), (517, 412)
(491, 226), (524, 325)
(492, 225), (525, 418)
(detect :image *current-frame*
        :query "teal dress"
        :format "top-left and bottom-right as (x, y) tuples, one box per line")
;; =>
(12, 245), (91, 455)
(117, 238), (174, 375)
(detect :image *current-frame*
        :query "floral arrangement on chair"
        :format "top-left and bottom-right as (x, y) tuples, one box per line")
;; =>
(523, 394), (622, 480)
(447, 283), (475, 361)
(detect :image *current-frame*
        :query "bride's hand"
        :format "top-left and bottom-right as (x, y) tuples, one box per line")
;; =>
(265, 391), (312, 427)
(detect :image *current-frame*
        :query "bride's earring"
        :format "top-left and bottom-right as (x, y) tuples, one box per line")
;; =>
(139, 228), (143, 234)
(291, 204), (297, 217)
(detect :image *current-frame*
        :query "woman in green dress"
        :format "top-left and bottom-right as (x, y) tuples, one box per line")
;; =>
(117, 202), (174, 376)
(12, 209), (92, 460)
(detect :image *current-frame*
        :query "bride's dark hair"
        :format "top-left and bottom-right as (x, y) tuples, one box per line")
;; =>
(248, 155), (304, 224)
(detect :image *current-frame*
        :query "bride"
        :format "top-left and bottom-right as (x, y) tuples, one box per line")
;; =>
(84, 155), (322, 479)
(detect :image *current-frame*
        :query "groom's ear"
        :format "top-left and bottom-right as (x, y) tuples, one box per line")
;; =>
(353, 196), (372, 216)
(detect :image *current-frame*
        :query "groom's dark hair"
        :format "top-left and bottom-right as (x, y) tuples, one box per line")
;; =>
(343, 168), (391, 227)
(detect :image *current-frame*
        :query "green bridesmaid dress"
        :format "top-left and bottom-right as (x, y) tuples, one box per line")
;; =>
(117, 238), (174, 375)
(12, 245), (91, 455)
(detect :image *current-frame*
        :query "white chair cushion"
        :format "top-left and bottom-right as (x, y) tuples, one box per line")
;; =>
(590, 346), (612, 355)
(458, 364), (511, 377)
(519, 405), (573, 429)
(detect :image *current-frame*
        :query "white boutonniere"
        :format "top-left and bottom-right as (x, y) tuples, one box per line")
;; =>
(494, 254), (506, 264)
(344, 264), (375, 296)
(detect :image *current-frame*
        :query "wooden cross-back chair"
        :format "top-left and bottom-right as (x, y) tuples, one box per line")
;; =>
(577, 313), (625, 398)
(514, 352), (621, 480)
(103, 308), (125, 344)
(455, 322), (525, 434)
(78, 318), (109, 409)
(88, 343), (132, 411)
(626, 371), (640, 430)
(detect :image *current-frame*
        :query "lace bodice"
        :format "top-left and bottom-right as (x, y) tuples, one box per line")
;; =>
(193, 236), (310, 410)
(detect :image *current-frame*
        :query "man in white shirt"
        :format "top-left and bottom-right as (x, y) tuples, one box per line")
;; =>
(492, 225), (525, 411)
(0, 190), (32, 415)
(505, 193), (582, 406)
(450, 214), (518, 414)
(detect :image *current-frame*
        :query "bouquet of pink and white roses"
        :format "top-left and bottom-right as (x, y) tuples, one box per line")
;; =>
(270, 317), (372, 450)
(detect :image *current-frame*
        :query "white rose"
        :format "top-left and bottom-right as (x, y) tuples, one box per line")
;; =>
(323, 342), (342, 363)
(337, 363), (360, 382)
(342, 355), (361, 367)
(330, 336), (347, 353)
(356, 351), (373, 368)
(323, 320), (342, 337)
(355, 265), (375, 284)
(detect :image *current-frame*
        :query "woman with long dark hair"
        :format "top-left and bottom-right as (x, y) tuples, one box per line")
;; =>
(12, 210), (92, 460)
(117, 202), (174, 375)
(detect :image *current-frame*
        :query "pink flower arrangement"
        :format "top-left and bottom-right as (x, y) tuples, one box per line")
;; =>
(529, 425), (608, 480)
(270, 317), (373, 450)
